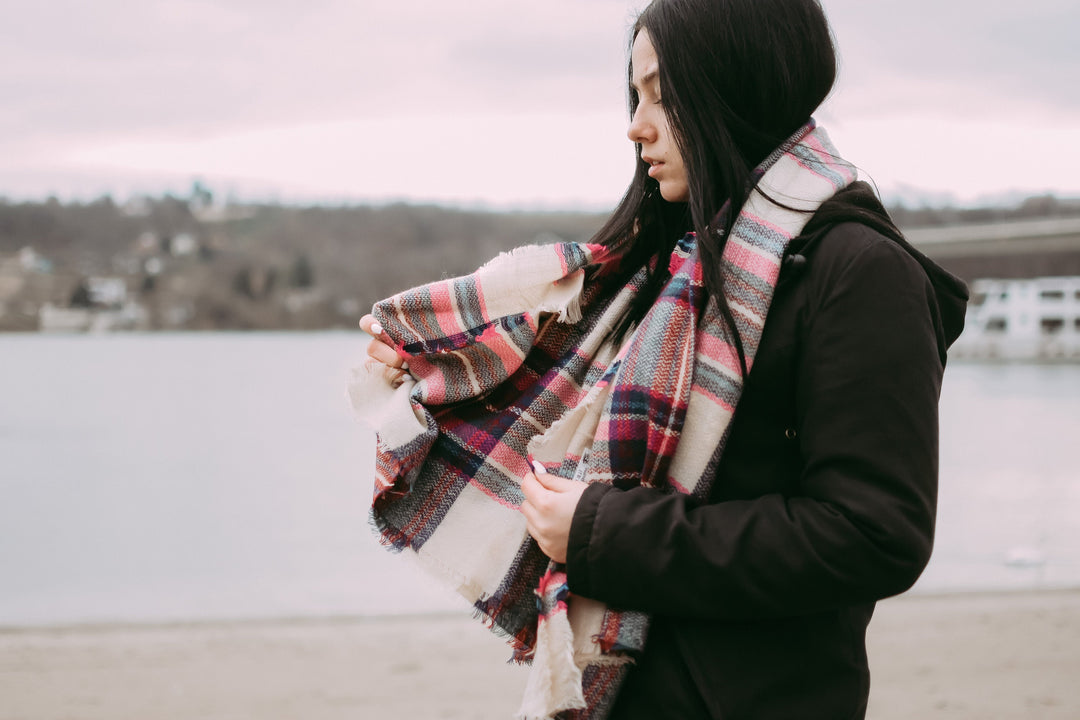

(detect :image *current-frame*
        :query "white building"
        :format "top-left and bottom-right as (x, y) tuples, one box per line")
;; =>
(951, 277), (1080, 361)
(87, 277), (128, 307)
(170, 233), (198, 257)
(18, 246), (52, 273)
(39, 301), (149, 333)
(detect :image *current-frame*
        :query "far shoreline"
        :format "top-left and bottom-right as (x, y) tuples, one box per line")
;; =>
(3, 584), (1078, 635)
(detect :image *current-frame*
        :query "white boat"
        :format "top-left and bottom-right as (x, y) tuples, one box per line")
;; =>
(950, 276), (1080, 361)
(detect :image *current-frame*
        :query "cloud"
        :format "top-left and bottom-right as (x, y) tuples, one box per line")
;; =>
(49, 110), (635, 209)
(815, 0), (1080, 201)
(2, 0), (1078, 203)
(0, 0), (644, 203)
(0, 0), (638, 152)
(0, 2), (354, 143)
(824, 0), (1080, 114)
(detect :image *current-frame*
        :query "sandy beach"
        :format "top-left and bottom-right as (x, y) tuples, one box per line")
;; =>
(2, 589), (1077, 720)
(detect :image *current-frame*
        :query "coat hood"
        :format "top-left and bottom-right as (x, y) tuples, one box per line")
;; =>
(797, 181), (970, 360)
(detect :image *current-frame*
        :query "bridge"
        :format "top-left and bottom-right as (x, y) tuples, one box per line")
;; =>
(904, 216), (1080, 282)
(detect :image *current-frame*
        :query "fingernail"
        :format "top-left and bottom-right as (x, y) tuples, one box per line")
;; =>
(371, 322), (383, 335)
(531, 459), (547, 475)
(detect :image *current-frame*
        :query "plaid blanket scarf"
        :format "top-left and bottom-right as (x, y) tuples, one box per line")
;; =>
(349, 123), (855, 719)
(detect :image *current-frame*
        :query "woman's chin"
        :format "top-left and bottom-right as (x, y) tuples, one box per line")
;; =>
(653, 176), (689, 203)
(659, 187), (690, 203)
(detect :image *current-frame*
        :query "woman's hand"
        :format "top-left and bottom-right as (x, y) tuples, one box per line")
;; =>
(521, 464), (587, 564)
(359, 313), (409, 386)
(359, 314), (405, 366)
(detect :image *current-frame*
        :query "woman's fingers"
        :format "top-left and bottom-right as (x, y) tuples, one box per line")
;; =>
(533, 470), (577, 493)
(520, 471), (542, 507)
(367, 337), (403, 368)
(522, 469), (579, 505)
(358, 314), (380, 335)
(360, 314), (405, 368)
(520, 473), (547, 524)
(520, 469), (581, 564)
(520, 473), (550, 555)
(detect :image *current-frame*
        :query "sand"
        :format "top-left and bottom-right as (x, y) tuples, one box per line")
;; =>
(2, 589), (1078, 720)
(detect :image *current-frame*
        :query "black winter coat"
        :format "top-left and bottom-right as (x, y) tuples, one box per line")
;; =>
(565, 183), (969, 720)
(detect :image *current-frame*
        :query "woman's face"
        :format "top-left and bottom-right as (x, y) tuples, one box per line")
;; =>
(628, 29), (689, 203)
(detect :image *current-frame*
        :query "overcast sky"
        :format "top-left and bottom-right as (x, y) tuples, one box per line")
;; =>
(2, 0), (1077, 208)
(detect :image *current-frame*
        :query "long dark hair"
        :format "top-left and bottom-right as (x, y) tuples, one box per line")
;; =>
(595, 0), (837, 369)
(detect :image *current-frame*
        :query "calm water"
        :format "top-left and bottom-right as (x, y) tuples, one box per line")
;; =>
(1, 333), (1078, 627)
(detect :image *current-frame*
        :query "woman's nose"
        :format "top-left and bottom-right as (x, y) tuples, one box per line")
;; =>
(627, 107), (656, 144)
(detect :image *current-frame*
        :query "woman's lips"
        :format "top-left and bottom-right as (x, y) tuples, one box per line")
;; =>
(647, 161), (664, 178)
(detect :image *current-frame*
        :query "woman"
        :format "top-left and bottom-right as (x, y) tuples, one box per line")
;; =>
(357, 1), (968, 718)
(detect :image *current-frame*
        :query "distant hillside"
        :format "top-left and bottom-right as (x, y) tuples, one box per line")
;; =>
(2, 190), (1076, 331)
(0, 195), (606, 331)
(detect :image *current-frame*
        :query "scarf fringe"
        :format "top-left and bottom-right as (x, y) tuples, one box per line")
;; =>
(518, 610), (587, 719)
(369, 504), (539, 659)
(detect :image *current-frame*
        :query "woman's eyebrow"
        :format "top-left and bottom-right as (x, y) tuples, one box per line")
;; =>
(631, 69), (659, 93)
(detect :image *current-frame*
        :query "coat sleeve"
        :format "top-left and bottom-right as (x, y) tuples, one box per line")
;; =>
(565, 229), (945, 620)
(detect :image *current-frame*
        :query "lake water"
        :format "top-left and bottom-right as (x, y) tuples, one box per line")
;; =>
(1, 333), (1078, 627)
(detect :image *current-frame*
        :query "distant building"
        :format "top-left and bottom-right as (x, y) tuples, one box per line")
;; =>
(39, 304), (93, 332)
(170, 233), (198, 257)
(951, 276), (1080, 361)
(134, 231), (161, 255)
(39, 300), (149, 333)
(18, 247), (52, 273)
(86, 277), (128, 307)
